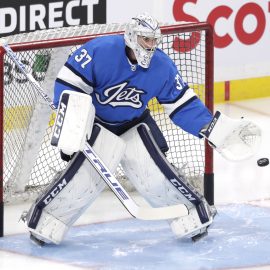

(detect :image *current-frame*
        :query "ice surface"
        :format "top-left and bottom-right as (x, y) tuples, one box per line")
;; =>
(1, 204), (270, 270)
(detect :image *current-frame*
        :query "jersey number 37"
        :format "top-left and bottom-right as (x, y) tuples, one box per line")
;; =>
(75, 48), (92, 68)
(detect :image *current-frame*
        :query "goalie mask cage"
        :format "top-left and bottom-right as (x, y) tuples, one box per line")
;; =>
(0, 22), (214, 237)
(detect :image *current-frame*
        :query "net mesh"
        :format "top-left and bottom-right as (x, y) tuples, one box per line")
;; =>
(1, 23), (211, 204)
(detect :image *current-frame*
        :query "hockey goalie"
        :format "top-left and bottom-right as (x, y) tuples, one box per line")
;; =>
(22, 13), (261, 245)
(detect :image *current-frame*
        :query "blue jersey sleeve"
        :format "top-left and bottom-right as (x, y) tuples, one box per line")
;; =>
(170, 99), (213, 137)
(53, 41), (96, 106)
(157, 58), (212, 137)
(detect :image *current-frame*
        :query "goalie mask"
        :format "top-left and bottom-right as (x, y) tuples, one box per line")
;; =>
(124, 13), (162, 68)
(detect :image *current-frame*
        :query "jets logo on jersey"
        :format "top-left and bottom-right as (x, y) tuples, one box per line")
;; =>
(95, 82), (145, 108)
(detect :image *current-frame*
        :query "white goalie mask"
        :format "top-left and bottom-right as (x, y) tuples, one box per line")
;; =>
(124, 13), (162, 68)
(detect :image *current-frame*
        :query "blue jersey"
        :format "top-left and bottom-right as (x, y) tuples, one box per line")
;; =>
(54, 35), (212, 137)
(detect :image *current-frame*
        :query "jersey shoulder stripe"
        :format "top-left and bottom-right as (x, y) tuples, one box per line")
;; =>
(158, 85), (190, 105)
(170, 96), (198, 118)
(65, 62), (94, 87)
(55, 78), (88, 94)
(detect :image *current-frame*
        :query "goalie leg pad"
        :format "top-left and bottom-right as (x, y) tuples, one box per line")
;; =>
(121, 123), (215, 238)
(26, 124), (126, 244)
(121, 123), (202, 209)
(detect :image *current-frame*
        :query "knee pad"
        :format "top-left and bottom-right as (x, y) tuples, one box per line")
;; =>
(26, 123), (126, 244)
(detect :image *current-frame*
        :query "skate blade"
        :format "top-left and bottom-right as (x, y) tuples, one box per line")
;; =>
(191, 229), (208, 242)
(30, 233), (46, 246)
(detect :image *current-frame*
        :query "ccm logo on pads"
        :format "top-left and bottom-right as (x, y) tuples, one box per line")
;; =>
(51, 96), (69, 146)
(170, 178), (197, 202)
(43, 178), (68, 205)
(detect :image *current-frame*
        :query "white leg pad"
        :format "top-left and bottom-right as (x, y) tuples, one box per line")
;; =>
(26, 124), (126, 244)
(121, 123), (216, 239)
(121, 124), (194, 208)
(28, 210), (69, 244)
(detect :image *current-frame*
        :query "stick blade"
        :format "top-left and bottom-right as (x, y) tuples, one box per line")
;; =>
(135, 204), (188, 221)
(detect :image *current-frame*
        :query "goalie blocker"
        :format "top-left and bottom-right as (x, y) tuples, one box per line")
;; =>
(23, 91), (216, 244)
(51, 90), (95, 156)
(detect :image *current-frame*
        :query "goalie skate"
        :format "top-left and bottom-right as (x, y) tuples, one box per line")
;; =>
(21, 211), (48, 246)
(170, 203), (217, 241)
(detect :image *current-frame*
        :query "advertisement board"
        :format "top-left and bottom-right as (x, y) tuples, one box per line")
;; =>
(0, 0), (106, 35)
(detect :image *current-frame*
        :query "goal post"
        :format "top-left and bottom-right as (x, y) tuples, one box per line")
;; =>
(0, 22), (214, 237)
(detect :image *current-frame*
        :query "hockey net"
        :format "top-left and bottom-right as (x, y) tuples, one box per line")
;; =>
(0, 22), (214, 207)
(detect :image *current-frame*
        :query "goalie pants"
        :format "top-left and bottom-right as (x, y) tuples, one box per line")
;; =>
(95, 109), (169, 153)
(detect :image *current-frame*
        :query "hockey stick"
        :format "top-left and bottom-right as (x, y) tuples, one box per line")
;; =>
(0, 39), (189, 220)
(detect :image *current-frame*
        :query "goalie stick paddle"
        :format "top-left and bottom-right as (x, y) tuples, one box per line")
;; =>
(0, 39), (189, 221)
